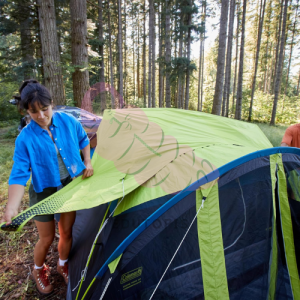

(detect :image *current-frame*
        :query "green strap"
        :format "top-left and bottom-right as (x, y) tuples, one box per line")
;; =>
(267, 154), (279, 300)
(277, 155), (300, 299)
(196, 183), (229, 300)
(287, 169), (300, 202)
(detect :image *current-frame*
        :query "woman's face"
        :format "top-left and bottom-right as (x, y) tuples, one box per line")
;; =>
(27, 102), (53, 129)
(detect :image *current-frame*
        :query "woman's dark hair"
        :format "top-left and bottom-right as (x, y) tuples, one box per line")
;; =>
(14, 79), (52, 111)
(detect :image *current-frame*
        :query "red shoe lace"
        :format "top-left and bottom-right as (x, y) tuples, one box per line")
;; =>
(40, 265), (51, 286)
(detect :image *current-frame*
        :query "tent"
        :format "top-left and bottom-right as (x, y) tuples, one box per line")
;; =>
(1, 108), (300, 300)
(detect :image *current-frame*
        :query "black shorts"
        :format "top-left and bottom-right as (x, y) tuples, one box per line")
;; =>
(29, 176), (72, 222)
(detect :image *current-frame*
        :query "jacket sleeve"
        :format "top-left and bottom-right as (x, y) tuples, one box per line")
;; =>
(8, 136), (31, 186)
(75, 118), (90, 150)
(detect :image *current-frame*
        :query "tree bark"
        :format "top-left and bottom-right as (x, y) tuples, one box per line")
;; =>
(222, 0), (236, 117)
(184, 0), (192, 110)
(158, 2), (164, 107)
(18, 0), (35, 80)
(263, 2), (272, 93)
(107, 0), (115, 108)
(272, 0), (283, 94)
(270, 0), (289, 125)
(124, 0), (127, 104)
(212, 0), (229, 115)
(235, 0), (247, 120)
(152, 7), (156, 108)
(137, 21), (141, 98)
(165, 0), (171, 108)
(118, 0), (123, 105)
(198, 3), (204, 111)
(37, 0), (65, 105)
(283, 0), (298, 97)
(232, 2), (240, 115)
(248, 0), (266, 121)
(143, 0), (147, 107)
(297, 69), (300, 96)
(70, 0), (89, 107)
(177, 11), (184, 109)
(98, 0), (106, 113)
(148, 0), (154, 107)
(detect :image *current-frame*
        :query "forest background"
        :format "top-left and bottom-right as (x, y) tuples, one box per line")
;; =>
(0, 0), (299, 125)
(0, 0), (299, 298)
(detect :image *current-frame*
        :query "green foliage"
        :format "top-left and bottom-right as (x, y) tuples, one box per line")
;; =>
(2, 126), (19, 139)
(201, 87), (214, 113)
(255, 122), (288, 147)
(0, 82), (20, 121)
(240, 89), (299, 124)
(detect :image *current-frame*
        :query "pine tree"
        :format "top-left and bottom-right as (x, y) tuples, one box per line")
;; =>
(212, 0), (229, 115)
(37, 0), (65, 105)
(70, 0), (89, 107)
(235, 0), (247, 120)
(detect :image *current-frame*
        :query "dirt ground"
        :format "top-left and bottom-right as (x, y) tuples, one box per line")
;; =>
(0, 194), (68, 299)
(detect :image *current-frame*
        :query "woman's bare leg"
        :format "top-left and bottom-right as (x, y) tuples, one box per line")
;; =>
(58, 211), (76, 260)
(34, 220), (55, 266)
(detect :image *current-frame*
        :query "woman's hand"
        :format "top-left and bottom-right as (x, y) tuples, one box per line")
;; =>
(1, 206), (19, 225)
(81, 144), (94, 179)
(1, 184), (25, 225)
(82, 159), (94, 179)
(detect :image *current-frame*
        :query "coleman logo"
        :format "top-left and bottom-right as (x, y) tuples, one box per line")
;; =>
(120, 267), (143, 284)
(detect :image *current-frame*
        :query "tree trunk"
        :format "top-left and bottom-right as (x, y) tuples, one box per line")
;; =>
(137, 22), (141, 99)
(232, 2), (240, 115)
(177, 12), (184, 109)
(143, 0), (147, 107)
(70, 0), (89, 107)
(133, 30), (136, 101)
(152, 7), (156, 108)
(212, 0), (229, 115)
(248, 0), (266, 121)
(200, 38), (205, 112)
(159, 2), (164, 107)
(297, 69), (300, 96)
(283, 0), (298, 97)
(148, 0), (154, 107)
(118, 0), (123, 105)
(38, 0), (65, 105)
(263, 2), (272, 93)
(270, 0), (289, 125)
(235, 0), (247, 120)
(222, 0), (236, 117)
(124, 0), (127, 104)
(185, 0), (192, 110)
(272, 0), (283, 94)
(198, 3), (204, 111)
(19, 0), (35, 80)
(165, 0), (171, 108)
(107, 0), (115, 108)
(98, 0), (106, 114)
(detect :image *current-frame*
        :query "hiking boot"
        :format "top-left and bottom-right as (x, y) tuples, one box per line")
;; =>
(57, 261), (69, 285)
(32, 265), (53, 295)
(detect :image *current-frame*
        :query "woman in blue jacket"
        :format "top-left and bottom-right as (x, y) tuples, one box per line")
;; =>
(2, 80), (94, 295)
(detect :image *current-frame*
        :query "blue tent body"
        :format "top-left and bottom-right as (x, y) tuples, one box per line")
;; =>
(67, 147), (300, 300)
